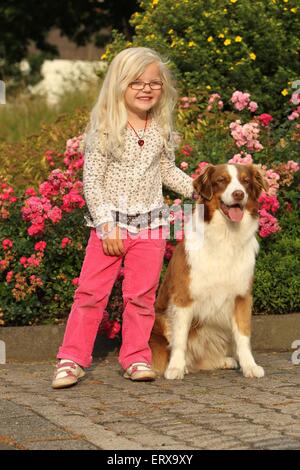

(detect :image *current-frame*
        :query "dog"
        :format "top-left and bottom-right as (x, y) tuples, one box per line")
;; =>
(150, 163), (268, 379)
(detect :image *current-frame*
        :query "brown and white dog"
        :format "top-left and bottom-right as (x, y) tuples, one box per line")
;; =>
(150, 163), (267, 380)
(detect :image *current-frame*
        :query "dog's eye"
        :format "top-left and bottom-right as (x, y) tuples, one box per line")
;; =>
(242, 177), (250, 184)
(216, 176), (225, 183)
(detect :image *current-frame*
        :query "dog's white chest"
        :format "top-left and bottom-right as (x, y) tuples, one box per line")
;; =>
(185, 210), (259, 321)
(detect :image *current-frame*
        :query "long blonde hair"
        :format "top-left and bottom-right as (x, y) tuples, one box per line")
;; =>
(85, 47), (177, 157)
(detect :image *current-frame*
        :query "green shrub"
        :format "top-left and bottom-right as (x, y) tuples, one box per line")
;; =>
(254, 209), (300, 314)
(105, 0), (300, 115)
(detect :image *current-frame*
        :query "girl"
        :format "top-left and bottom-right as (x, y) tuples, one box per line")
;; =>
(52, 47), (194, 389)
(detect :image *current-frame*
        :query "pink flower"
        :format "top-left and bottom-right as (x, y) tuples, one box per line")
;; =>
(285, 160), (299, 173)
(47, 206), (62, 223)
(6, 271), (13, 283)
(231, 91), (251, 111)
(258, 209), (280, 237)
(72, 277), (79, 286)
(191, 161), (210, 179)
(260, 166), (280, 196)
(291, 92), (300, 105)
(28, 223), (45, 236)
(39, 181), (55, 197)
(228, 152), (253, 165)
(0, 259), (8, 269)
(61, 237), (72, 249)
(208, 93), (221, 104)
(248, 101), (258, 112)
(29, 275), (43, 287)
(20, 256), (28, 266)
(288, 111), (299, 121)
(179, 97), (190, 109)
(180, 162), (189, 170)
(24, 187), (37, 197)
(61, 190), (85, 212)
(181, 144), (193, 156)
(229, 120), (263, 152)
(207, 93), (223, 112)
(258, 113), (273, 127)
(34, 241), (47, 251)
(27, 255), (41, 267)
(173, 199), (182, 206)
(258, 193), (280, 213)
(2, 239), (13, 250)
(106, 320), (121, 339)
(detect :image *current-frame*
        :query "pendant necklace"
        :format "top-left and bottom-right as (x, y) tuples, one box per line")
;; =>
(128, 113), (148, 147)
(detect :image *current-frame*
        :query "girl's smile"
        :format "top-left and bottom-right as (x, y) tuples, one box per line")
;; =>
(124, 63), (162, 122)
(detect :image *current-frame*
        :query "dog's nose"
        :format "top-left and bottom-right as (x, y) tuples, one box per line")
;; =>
(232, 190), (244, 201)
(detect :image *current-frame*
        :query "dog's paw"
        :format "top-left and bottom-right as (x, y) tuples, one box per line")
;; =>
(242, 364), (265, 378)
(164, 367), (185, 380)
(222, 357), (239, 370)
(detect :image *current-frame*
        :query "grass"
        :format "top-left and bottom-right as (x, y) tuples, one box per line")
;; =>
(0, 83), (100, 144)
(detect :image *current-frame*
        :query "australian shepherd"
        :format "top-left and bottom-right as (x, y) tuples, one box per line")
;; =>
(150, 163), (268, 379)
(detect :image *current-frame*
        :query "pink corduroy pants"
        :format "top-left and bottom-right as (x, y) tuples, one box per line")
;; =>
(57, 226), (166, 370)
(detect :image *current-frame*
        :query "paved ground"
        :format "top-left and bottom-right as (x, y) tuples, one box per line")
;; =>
(0, 352), (299, 450)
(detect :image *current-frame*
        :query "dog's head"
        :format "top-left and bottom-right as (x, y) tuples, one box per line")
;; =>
(193, 163), (268, 223)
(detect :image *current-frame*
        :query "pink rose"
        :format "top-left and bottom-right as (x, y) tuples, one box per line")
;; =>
(34, 241), (47, 251)
(258, 113), (273, 127)
(248, 101), (258, 112)
(6, 271), (14, 283)
(24, 187), (37, 197)
(61, 237), (72, 249)
(180, 162), (189, 170)
(2, 239), (13, 250)
(47, 206), (62, 223)
(28, 223), (45, 236)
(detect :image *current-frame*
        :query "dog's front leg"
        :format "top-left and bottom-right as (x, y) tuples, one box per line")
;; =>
(232, 293), (265, 378)
(165, 306), (193, 380)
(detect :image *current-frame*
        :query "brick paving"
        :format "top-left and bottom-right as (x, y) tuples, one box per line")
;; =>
(0, 352), (299, 450)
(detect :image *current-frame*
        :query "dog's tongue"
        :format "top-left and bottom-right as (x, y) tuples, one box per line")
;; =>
(228, 206), (244, 222)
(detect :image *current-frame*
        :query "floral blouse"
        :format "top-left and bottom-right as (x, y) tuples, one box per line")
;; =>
(83, 119), (194, 233)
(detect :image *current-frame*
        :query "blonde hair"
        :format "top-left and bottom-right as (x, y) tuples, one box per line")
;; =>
(85, 47), (177, 157)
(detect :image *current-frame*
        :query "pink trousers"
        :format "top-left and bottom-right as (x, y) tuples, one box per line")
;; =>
(57, 227), (166, 370)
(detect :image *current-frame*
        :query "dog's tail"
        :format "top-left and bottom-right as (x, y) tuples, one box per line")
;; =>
(150, 314), (170, 376)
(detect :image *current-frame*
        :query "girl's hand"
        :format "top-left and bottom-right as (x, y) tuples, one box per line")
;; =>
(101, 224), (125, 257)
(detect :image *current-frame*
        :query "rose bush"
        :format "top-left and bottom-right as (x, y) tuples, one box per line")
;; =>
(0, 87), (299, 333)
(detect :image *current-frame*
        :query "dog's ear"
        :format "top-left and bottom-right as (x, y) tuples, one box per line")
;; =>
(193, 164), (215, 201)
(252, 165), (269, 199)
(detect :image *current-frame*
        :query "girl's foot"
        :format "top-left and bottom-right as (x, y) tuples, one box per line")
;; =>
(52, 359), (85, 389)
(123, 362), (156, 381)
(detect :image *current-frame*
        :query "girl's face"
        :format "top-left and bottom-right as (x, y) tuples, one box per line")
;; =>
(124, 62), (163, 120)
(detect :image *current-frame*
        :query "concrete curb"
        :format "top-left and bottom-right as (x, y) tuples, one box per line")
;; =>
(0, 314), (299, 363)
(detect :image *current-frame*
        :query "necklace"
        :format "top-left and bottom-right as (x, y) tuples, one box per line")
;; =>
(127, 113), (148, 147)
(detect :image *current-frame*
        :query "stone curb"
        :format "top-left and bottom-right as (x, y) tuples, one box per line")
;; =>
(0, 314), (299, 363)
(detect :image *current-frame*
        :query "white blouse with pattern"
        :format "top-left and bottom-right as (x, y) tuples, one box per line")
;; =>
(83, 119), (194, 232)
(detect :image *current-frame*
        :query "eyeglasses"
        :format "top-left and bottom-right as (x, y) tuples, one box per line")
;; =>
(128, 80), (163, 90)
